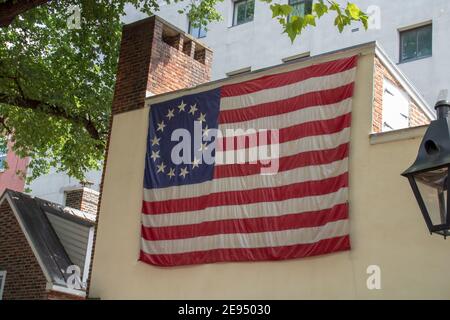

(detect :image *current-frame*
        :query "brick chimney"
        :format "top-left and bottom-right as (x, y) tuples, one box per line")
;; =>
(112, 16), (212, 115)
(64, 187), (99, 216)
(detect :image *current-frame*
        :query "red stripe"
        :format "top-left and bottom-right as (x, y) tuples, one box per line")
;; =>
(214, 143), (349, 179)
(219, 83), (354, 125)
(139, 235), (351, 267)
(141, 203), (348, 241)
(220, 56), (358, 98)
(142, 172), (348, 215)
(217, 113), (351, 151)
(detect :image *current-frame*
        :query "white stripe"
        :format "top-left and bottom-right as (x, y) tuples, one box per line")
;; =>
(141, 219), (349, 255)
(215, 127), (350, 163)
(142, 187), (348, 227)
(220, 68), (356, 111)
(219, 98), (352, 136)
(143, 158), (348, 203)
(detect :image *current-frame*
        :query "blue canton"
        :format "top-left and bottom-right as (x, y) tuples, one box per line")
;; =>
(144, 88), (221, 189)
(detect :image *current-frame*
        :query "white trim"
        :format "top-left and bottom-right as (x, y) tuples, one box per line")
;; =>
(48, 284), (86, 298)
(0, 271), (6, 300)
(0, 194), (53, 285)
(82, 226), (95, 285)
(375, 44), (435, 121)
(398, 20), (433, 33)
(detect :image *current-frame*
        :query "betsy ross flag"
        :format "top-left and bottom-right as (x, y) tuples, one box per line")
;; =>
(140, 56), (357, 267)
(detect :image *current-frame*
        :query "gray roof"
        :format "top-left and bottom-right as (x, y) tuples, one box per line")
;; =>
(1, 189), (95, 291)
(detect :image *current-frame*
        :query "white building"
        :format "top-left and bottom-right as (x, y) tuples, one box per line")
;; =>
(126, 0), (449, 106)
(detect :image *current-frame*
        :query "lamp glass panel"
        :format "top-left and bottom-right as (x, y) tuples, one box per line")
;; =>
(415, 167), (449, 226)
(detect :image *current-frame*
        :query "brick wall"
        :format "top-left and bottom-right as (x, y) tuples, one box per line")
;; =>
(65, 187), (99, 216)
(112, 16), (212, 115)
(0, 201), (48, 300)
(373, 57), (431, 133)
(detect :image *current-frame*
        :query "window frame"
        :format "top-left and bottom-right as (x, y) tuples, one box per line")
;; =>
(0, 271), (6, 300)
(188, 21), (207, 39)
(232, 0), (255, 26)
(399, 23), (433, 63)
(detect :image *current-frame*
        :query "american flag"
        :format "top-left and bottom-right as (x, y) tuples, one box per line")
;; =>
(140, 56), (357, 267)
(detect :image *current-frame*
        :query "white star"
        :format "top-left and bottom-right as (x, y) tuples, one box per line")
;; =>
(178, 101), (186, 112)
(189, 104), (198, 115)
(192, 157), (200, 169)
(151, 136), (160, 146)
(197, 112), (206, 123)
(150, 150), (160, 162)
(156, 162), (166, 174)
(157, 121), (166, 132)
(167, 168), (175, 179)
(202, 125), (210, 137)
(198, 142), (208, 151)
(166, 109), (175, 120)
(179, 167), (189, 178)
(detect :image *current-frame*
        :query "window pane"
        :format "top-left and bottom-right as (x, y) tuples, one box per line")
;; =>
(245, 0), (255, 21)
(234, 0), (254, 25)
(235, 2), (245, 24)
(304, 0), (313, 14)
(401, 30), (418, 62)
(189, 24), (200, 38)
(401, 25), (432, 62)
(415, 168), (449, 227)
(189, 22), (207, 38)
(291, 2), (305, 17)
(417, 26), (432, 58)
(198, 25), (207, 38)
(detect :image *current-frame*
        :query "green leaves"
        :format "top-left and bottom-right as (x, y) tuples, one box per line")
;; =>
(270, 0), (368, 42)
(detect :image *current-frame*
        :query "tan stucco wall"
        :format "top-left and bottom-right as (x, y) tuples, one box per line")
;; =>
(90, 48), (450, 300)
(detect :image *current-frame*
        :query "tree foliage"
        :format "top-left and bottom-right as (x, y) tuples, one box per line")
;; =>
(0, 0), (366, 183)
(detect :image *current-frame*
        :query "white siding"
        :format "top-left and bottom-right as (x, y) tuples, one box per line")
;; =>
(45, 213), (92, 278)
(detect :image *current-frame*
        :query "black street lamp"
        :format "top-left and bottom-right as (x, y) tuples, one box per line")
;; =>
(402, 100), (450, 238)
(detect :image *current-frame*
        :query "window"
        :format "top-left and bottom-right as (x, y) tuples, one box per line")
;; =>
(400, 24), (432, 63)
(233, 0), (255, 26)
(288, 0), (313, 19)
(0, 271), (6, 300)
(382, 79), (410, 132)
(0, 139), (7, 172)
(188, 21), (207, 39)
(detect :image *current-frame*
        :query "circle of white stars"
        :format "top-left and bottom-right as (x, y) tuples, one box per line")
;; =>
(150, 100), (210, 180)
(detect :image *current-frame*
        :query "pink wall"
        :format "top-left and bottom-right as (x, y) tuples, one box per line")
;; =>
(0, 141), (28, 194)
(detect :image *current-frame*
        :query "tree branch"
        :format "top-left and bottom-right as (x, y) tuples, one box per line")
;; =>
(0, 0), (50, 27)
(0, 93), (103, 144)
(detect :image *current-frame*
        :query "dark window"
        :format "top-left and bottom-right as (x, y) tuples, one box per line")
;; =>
(288, 0), (312, 20)
(400, 24), (432, 63)
(188, 21), (207, 39)
(233, 0), (255, 26)
(0, 140), (7, 171)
